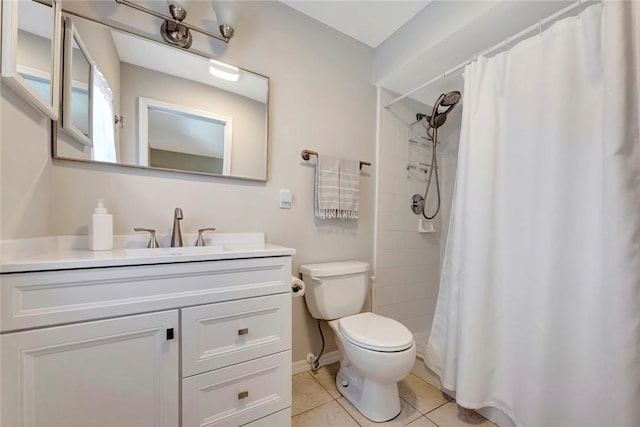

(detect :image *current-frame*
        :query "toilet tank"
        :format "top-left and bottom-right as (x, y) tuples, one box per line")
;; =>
(299, 261), (370, 320)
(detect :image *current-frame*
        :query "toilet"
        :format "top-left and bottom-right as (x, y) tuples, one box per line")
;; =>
(300, 261), (416, 422)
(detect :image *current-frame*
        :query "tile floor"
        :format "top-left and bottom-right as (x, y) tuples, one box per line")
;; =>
(292, 363), (496, 427)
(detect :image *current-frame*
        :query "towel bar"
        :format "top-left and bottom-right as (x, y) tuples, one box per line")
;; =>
(301, 149), (371, 170)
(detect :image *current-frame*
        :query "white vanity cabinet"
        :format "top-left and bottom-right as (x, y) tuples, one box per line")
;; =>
(2, 311), (180, 427)
(1, 252), (293, 427)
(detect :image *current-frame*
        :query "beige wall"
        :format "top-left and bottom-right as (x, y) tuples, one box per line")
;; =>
(0, 1), (376, 363)
(119, 62), (267, 178)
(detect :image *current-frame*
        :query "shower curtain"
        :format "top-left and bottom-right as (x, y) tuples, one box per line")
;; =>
(426, 2), (640, 426)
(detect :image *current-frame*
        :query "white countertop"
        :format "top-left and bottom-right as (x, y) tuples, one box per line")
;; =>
(0, 233), (295, 273)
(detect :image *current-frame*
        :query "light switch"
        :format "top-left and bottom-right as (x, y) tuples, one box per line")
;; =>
(279, 189), (292, 209)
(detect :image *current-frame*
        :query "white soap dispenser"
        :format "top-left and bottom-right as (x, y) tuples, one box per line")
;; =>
(89, 199), (113, 251)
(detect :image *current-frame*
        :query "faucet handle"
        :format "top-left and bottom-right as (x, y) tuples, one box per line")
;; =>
(134, 228), (160, 248)
(195, 228), (216, 247)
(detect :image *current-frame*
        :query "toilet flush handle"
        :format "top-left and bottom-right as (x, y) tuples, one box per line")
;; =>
(310, 276), (323, 285)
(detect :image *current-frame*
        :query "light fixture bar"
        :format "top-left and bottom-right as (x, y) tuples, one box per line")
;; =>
(114, 0), (232, 43)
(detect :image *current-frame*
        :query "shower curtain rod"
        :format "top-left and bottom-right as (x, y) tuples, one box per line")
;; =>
(384, 0), (597, 109)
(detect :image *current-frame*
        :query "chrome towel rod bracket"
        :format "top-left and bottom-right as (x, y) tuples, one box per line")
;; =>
(301, 149), (371, 170)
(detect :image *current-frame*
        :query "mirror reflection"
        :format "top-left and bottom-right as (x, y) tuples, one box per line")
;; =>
(56, 13), (269, 181)
(141, 98), (232, 175)
(16, 0), (54, 103)
(62, 18), (93, 146)
(69, 37), (90, 137)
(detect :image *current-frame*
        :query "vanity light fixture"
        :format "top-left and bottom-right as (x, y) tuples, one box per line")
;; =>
(209, 59), (240, 81)
(114, 0), (234, 49)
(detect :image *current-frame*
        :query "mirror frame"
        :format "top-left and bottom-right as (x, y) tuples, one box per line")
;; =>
(1, 0), (62, 120)
(53, 10), (270, 183)
(61, 17), (93, 146)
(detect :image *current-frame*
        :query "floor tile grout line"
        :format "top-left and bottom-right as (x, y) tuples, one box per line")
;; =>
(291, 399), (339, 419)
(309, 367), (343, 399)
(296, 367), (494, 426)
(423, 400), (450, 416)
(306, 369), (335, 401)
(335, 398), (368, 427)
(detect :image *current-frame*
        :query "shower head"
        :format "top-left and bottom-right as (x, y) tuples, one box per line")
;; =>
(429, 90), (462, 129)
(441, 91), (461, 107)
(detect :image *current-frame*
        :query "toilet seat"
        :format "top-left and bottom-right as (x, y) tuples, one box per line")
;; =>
(338, 312), (414, 352)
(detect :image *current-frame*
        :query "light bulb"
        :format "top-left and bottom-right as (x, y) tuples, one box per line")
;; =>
(209, 59), (240, 82)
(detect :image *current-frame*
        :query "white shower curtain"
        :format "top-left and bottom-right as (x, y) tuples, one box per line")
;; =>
(426, 2), (640, 426)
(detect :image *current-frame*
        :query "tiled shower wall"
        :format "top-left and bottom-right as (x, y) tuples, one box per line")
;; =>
(374, 88), (461, 339)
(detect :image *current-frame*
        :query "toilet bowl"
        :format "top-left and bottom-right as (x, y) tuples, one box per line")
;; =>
(299, 261), (416, 422)
(329, 313), (416, 422)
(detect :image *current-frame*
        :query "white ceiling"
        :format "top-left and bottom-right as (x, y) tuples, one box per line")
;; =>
(280, 0), (431, 48)
(278, 0), (577, 106)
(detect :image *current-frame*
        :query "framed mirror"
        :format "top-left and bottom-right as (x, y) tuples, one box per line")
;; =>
(62, 18), (93, 146)
(1, 0), (62, 120)
(55, 12), (269, 182)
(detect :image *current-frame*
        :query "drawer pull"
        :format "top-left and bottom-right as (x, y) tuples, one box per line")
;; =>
(238, 328), (249, 336)
(238, 391), (249, 400)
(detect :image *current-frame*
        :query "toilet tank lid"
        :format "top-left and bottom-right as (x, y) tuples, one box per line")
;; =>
(299, 261), (370, 277)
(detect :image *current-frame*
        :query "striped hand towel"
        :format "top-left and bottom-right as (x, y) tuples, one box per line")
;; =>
(339, 158), (359, 219)
(315, 155), (341, 219)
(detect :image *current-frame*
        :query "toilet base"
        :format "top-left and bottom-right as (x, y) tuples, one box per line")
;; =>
(336, 363), (402, 422)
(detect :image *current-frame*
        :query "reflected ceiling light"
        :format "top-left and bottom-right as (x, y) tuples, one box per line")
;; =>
(209, 59), (240, 81)
(114, 0), (235, 49)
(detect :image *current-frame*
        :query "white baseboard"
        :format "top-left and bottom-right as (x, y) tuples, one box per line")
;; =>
(292, 350), (340, 375)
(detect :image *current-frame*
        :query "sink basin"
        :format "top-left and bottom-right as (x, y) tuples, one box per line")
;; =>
(124, 245), (227, 257)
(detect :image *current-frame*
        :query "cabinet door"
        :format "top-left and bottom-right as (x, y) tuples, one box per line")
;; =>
(2, 311), (179, 427)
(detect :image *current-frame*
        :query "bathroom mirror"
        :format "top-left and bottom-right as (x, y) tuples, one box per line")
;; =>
(62, 18), (93, 146)
(55, 12), (269, 181)
(1, 0), (62, 119)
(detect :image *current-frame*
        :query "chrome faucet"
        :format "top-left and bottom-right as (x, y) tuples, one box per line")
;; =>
(171, 208), (183, 247)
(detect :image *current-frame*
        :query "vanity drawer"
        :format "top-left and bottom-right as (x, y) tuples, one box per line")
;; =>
(182, 293), (292, 376)
(1, 257), (291, 332)
(182, 350), (291, 427)
(241, 408), (291, 426)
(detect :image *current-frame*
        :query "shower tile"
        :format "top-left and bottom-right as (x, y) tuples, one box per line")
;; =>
(379, 175), (395, 195)
(292, 400), (359, 427)
(380, 299), (433, 320)
(403, 314), (432, 333)
(426, 402), (495, 427)
(378, 192), (395, 213)
(394, 214), (414, 233)
(336, 396), (421, 426)
(374, 267), (395, 288)
(394, 194), (411, 214)
(393, 249), (414, 267)
(292, 372), (333, 416)
(377, 249), (394, 269)
(377, 304), (411, 323)
(379, 212), (395, 232)
(392, 266), (412, 285)
(376, 284), (429, 306)
(398, 374), (450, 414)
(377, 231), (395, 249)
